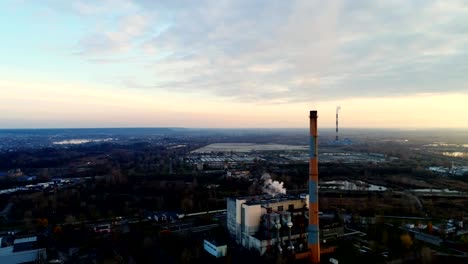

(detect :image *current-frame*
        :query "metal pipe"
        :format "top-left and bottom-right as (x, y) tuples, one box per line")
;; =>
(276, 220), (282, 253)
(308, 110), (320, 263)
(287, 221), (294, 251)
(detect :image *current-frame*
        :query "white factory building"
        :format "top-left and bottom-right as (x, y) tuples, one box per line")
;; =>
(0, 236), (47, 263)
(227, 195), (311, 255)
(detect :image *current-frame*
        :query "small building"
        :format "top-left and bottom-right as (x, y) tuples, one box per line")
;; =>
(0, 235), (47, 263)
(203, 240), (227, 258)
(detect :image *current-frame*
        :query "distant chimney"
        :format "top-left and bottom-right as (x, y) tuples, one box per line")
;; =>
(336, 112), (339, 141)
(336, 106), (341, 141)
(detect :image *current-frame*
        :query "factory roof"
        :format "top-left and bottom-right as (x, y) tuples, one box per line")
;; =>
(14, 236), (37, 244)
(231, 194), (306, 206)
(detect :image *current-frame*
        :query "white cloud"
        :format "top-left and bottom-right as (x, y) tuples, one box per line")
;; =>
(57, 0), (468, 102)
(72, 0), (138, 15)
(77, 14), (150, 55)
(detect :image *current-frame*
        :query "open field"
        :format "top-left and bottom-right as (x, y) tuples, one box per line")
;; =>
(191, 143), (308, 153)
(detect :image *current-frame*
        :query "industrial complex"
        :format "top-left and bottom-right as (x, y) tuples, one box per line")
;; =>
(227, 194), (309, 256)
(1, 109), (467, 263)
(225, 110), (324, 262)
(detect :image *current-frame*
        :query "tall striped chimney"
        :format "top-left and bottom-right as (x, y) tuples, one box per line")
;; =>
(309, 110), (320, 263)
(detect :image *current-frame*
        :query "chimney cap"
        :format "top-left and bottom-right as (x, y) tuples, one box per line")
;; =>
(309, 110), (317, 118)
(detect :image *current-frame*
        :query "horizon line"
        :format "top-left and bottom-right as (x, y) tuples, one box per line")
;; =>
(1, 127), (468, 131)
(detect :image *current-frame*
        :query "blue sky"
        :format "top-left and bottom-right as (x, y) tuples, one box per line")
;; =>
(1, 0), (468, 128)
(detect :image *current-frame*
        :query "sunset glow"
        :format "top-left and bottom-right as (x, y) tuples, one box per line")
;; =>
(1, 0), (467, 128)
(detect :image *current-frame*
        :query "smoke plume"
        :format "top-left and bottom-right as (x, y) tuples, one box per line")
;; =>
(261, 173), (286, 196)
(336, 106), (341, 114)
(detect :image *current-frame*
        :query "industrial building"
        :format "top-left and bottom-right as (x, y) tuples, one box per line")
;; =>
(227, 194), (310, 256)
(227, 195), (345, 257)
(0, 235), (47, 263)
(225, 110), (324, 262)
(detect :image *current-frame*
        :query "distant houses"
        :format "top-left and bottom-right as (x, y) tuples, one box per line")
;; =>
(428, 166), (468, 176)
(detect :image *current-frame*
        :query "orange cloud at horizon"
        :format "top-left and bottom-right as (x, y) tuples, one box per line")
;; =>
(1, 80), (467, 129)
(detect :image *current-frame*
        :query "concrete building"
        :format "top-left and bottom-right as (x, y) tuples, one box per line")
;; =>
(203, 240), (227, 258)
(0, 236), (47, 263)
(227, 195), (310, 255)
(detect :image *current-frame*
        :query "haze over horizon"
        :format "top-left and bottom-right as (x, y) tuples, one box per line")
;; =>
(2, 0), (468, 129)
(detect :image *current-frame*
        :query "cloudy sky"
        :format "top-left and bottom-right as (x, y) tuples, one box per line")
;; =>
(1, 0), (468, 128)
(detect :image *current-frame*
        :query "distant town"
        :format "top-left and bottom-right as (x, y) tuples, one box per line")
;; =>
(0, 127), (467, 263)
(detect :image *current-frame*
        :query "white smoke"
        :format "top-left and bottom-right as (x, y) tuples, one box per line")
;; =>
(336, 105), (341, 114)
(261, 173), (286, 196)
